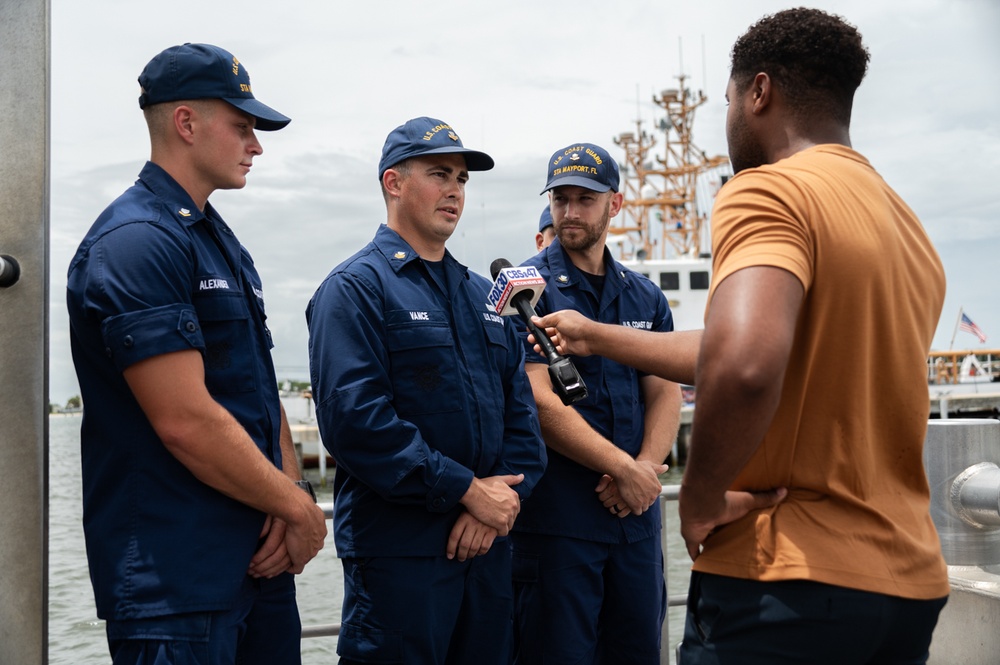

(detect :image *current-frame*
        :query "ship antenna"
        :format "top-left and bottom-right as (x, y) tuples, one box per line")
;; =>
(636, 83), (641, 124)
(702, 34), (708, 92)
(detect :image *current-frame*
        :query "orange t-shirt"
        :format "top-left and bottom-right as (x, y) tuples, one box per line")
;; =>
(694, 145), (949, 600)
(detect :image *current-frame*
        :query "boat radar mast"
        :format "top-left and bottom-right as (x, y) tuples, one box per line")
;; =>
(609, 73), (731, 262)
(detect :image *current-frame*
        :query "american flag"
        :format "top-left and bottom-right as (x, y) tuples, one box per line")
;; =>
(960, 313), (987, 343)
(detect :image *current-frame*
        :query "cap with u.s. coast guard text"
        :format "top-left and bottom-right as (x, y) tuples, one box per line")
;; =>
(378, 117), (494, 180)
(538, 205), (553, 232)
(138, 43), (290, 131)
(541, 142), (620, 194)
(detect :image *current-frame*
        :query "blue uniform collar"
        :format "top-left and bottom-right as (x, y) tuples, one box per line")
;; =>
(137, 161), (215, 228)
(138, 161), (242, 272)
(544, 238), (629, 313)
(372, 224), (470, 295)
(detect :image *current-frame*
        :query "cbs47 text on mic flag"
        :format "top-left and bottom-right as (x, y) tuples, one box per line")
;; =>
(486, 264), (545, 316)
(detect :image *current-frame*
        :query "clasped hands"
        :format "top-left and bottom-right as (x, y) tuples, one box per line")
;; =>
(448, 473), (524, 562)
(596, 459), (667, 518)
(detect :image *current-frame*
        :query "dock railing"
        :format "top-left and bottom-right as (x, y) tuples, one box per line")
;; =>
(302, 484), (686, 665)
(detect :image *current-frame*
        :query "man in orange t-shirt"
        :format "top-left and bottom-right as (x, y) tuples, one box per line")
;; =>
(528, 8), (949, 664)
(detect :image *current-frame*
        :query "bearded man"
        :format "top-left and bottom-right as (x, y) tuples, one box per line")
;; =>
(510, 142), (682, 664)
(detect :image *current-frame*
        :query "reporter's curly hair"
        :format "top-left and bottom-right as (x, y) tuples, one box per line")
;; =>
(730, 7), (870, 125)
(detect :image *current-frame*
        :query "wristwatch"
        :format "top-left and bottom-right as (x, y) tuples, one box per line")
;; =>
(294, 479), (317, 503)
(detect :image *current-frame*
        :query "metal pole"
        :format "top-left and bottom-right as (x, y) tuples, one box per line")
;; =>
(949, 307), (962, 351)
(0, 0), (50, 663)
(660, 496), (670, 665)
(318, 434), (327, 480)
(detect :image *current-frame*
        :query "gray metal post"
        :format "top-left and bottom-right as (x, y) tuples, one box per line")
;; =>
(924, 419), (1000, 665)
(0, 1), (50, 663)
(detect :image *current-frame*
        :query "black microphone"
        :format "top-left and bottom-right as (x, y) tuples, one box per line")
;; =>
(487, 258), (587, 406)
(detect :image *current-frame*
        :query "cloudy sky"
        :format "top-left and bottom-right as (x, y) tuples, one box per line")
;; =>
(48, 0), (999, 403)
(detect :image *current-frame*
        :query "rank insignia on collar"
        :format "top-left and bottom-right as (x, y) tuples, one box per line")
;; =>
(178, 208), (191, 217)
(557, 274), (569, 283)
(394, 251), (407, 260)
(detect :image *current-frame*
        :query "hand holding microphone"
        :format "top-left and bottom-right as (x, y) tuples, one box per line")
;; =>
(487, 258), (588, 406)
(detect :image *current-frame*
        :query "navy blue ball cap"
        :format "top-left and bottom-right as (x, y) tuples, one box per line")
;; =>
(538, 205), (553, 232)
(378, 117), (494, 180)
(138, 43), (290, 131)
(541, 142), (620, 194)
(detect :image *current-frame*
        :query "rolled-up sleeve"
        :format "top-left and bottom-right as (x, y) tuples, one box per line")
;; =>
(77, 222), (205, 370)
(101, 304), (203, 371)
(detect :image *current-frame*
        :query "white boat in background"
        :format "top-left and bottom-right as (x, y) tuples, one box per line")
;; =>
(622, 254), (712, 334)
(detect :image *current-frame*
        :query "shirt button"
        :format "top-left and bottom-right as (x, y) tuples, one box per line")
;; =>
(104, 347), (112, 357)
(432, 498), (443, 508)
(123, 335), (134, 348)
(185, 321), (197, 332)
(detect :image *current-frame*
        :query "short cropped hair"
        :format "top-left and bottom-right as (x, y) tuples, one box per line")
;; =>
(380, 159), (412, 203)
(142, 99), (217, 143)
(730, 7), (870, 125)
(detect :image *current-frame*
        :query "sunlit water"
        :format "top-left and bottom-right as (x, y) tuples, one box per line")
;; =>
(48, 400), (691, 664)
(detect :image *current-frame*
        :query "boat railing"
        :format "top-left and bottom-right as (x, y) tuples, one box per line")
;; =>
(301, 484), (687, 665)
(928, 349), (1000, 385)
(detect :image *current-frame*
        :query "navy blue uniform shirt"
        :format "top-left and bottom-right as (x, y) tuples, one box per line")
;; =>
(66, 162), (282, 620)
(513, 239), (673, 543)
(306, 224), (546, 558)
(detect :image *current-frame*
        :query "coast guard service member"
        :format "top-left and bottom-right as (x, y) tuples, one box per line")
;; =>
(510, 143), (682, 664)
(306, 116), (547, 665)
(66, 43), (327, 664)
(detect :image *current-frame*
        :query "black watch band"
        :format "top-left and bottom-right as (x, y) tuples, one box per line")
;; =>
(294, 479), (317, 503)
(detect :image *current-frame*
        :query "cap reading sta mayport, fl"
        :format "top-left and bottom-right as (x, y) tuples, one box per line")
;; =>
(541, 142), (620, 194)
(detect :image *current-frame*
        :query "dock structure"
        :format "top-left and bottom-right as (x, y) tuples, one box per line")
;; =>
(931, 390), (1000, 419)
(289, 422), (335, 485)
(927, 349), (1000, 419)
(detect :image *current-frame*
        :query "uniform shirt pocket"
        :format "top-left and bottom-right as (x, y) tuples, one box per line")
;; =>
(385, 312), (462, 416)
(482, 319), (509, 362)
(193, 291), (255, 394)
